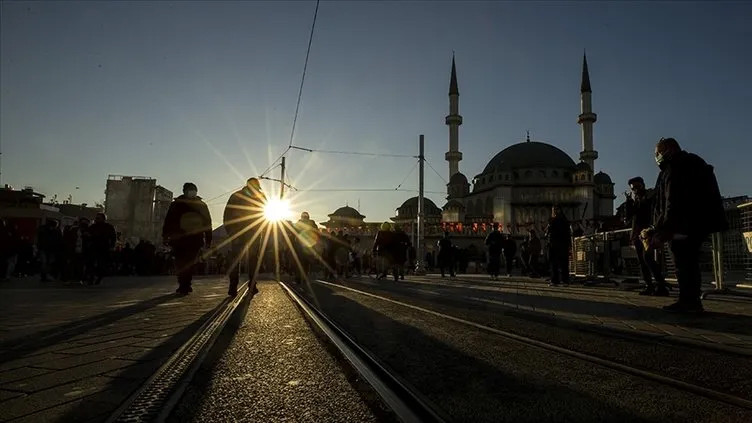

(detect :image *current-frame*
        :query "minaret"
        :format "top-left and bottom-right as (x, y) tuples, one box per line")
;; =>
(445, 55), (463, 179)
(578, 53), (598, 170)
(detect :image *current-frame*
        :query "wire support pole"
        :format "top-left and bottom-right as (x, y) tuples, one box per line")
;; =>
(415, 134), (426, 275)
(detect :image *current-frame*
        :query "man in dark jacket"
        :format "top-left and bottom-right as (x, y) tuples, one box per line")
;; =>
(645, 138), (726, 313)
(37, 219), (63, 282)
(625, 176), (669, 296)
(223, 178), (266, 297)
(545, 206), (571, 286)
(393, 227), (411, 280)
(437, 231), (455, 278)
(527, 229), (542, 277)
(485, 223), (503, 280)
(87, 212), (117, 285)
(293, 211), (319, 283)
(163, 182), (212, 294)
(372, 222), (398, 281)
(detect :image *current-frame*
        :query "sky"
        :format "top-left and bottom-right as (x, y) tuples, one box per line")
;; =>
(2, 1), (751, 227)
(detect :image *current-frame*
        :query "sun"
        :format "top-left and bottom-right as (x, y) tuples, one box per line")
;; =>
(264, 198), (291, 222)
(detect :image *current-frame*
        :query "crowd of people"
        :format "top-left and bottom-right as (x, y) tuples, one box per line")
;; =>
(1, 138), (727, 314)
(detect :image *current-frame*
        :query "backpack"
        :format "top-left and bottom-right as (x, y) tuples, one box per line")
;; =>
(695, 162), (728, 234)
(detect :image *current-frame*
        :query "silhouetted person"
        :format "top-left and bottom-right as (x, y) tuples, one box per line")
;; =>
(63, 217), (90, 284)
(502, 234), (517, 276)
(485, 223), (503, 280)
(644, 137), (726, 313)
(293, 211), (319, 283)
(163, 182), (212, 294)
(87, 212), (117, 285)
(372, 222), (399, 281)
(393, 227), (411, 280)
(0, 219), (10, 280)
(37, 219), (63, 282)
(223, 178), (266, 297)
(437, 232), (455, 278)
(546, 206), (571, 286)
(625, 176), (669, 296)
(527, 229), (542, 277)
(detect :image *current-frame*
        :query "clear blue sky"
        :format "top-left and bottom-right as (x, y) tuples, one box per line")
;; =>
(2, 1), (750, 227)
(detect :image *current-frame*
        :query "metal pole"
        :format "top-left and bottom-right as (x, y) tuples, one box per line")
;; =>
(415, 135), (426, 275)
(280, 156), (286, 199)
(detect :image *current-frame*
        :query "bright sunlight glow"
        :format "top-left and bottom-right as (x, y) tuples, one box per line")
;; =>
(264, 198), (291, 222)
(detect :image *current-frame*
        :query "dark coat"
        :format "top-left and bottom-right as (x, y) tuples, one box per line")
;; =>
(485, 231), (504, 256)
(163, 195), (212, 249)
(653, 150), (727, 237)
(546, 215), (571, 250)
(223, 188), (267, 241)
(625, 189), (656, 240)
(37, 224), (63, 253)
(88, 221), (117, 251)
(503, 238), (517, 258)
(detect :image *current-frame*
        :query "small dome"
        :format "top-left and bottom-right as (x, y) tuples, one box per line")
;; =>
(329, 206), (364, 219)
(397, 196), (442, 215)
(481, 141), (576, 174)
(594, 171), (613, 185)
(449, 172), (469, 185)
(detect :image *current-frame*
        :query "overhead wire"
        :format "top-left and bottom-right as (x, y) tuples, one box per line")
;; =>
(424, 159), (448, 184)
(288, 0), (320, 148)
(394, 159), (420, 190)
(290, 145), (417, 158)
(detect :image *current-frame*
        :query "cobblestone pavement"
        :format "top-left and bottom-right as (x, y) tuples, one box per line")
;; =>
(0, 275), (231, 422)
(406, 273), (752, 354)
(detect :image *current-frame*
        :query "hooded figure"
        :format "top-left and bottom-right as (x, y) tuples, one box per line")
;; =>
(163, 182), (212, 294)
(223, 177), (267, 297)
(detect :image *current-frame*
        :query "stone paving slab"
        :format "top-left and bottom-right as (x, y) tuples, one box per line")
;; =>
(392, 275), (752, 354)
(0, 276), (232, 422)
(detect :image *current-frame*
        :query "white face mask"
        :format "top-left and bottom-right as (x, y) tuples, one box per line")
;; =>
(185, 190), (198, 198)
(655, 153), (665, 166)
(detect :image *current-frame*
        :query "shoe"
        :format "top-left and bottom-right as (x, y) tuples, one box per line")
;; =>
(187, 286), (193, 293)
(638, 286), (655, 296)
(228, 289), (237, 297)
(252, 286), (259, 295)
(549, 282), (560, 287)
(653, 286), (670, 297)
(663, 301), (704, 314)
(175, 288), (189, 295)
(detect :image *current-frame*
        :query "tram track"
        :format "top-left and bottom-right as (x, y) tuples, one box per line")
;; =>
(288, 277), (752, 422)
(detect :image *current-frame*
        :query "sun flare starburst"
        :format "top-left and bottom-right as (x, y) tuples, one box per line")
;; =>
(264, 198), (291, 222)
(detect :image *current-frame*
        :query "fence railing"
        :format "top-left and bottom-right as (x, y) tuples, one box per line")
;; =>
(569, 202), (752, 294)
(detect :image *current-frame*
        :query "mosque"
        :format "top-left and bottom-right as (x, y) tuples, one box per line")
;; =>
(324, 54), (615, 241)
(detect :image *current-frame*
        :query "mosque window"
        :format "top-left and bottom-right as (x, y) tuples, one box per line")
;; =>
(552, 170), (559, 178)
(525, 170), (532, 178)
(513, 172), (519, 180)
(505, 174), (510, 181)
(588, 175), (592, 181)
(489, 174), (494, 182)
(539, 170), (546, 178)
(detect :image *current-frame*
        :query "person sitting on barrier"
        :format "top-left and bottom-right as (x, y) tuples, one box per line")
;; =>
(546, 206), (571, 286)
(485, 223), (503, 280)
(625, 176), (669, 296)
(643, 137), (727, 313)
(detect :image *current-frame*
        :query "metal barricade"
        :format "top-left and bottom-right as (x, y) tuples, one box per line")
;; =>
(570, 229), (632, 286)
(702, 202), (752, 299)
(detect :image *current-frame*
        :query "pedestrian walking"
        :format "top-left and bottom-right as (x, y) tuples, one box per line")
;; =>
(223, 178), (266, 297)
(527, 229), (542, 277)
(37, 219), (63, 282)
(502, 234), (517, 277)
(163, 182), (213, 295)
(625, 176), (669, 296)
(545, 206), (571, 286)
(643, 137), (727, 313)
(87, 212), (117, 285)
(485, 223), (503, 280)
(437, 231), (455, 278)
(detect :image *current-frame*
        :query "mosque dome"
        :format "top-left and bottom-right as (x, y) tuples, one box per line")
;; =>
(449, 172), (469, 185)
(594, 171), (613, 185)
(481, 141), (576, 174)
(328, 206), (364, 219)
(395, 196), (442, 218)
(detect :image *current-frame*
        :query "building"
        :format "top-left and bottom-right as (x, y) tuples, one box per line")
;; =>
(104, 175), (173, 244)
(437, 53), (615, 236)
